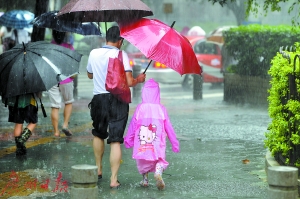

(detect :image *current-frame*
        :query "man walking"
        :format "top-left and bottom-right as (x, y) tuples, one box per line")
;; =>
(87, 26), (146, 188)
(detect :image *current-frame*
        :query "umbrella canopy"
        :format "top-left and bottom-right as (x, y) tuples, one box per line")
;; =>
(57, 0), (153, 23)
(120, 18), (202, 75)
(187, 26), (206, 36)
(31, 11), (101, 35)
(0, 41), (82, 98)
(0, 10), (34, 29)
(206, 26), (237, 44)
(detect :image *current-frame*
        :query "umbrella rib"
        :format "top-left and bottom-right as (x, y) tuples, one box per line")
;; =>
(42, 56), (61, 74)
(143, 21), (176, 74)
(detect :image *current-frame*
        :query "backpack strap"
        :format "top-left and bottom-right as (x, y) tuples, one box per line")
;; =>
(118, 50), (123, 62)
(39, 97), (47, 118)
(32, 93), (47, 118)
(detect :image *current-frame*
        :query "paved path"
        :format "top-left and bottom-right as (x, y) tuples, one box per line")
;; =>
(0, 61), (270, 198)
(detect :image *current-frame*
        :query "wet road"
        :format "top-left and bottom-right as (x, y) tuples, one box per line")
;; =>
(0, 56), (269, 198)
(0, 80), (270, 199)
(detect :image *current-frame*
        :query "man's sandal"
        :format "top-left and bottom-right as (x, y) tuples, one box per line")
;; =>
(62, 128), (72, 136)
(110, 180), (121, 189)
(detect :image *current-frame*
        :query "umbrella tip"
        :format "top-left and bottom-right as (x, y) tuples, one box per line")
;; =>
(170, 21), (176, 28)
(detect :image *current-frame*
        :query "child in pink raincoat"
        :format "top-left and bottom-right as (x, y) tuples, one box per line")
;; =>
(124, 78), (180, 190)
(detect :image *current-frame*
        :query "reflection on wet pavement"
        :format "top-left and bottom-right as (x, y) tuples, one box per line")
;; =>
(0, 83), (270, 198)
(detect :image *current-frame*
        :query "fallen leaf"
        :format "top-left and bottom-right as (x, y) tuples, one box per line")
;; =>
(242, 159), (250, 164)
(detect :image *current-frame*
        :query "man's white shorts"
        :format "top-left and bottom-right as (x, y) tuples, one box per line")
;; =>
(49, 82), (74, 108)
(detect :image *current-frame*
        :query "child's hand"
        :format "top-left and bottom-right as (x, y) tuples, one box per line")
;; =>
(172, 146), (179, 153)
(124, 138), (132, 148)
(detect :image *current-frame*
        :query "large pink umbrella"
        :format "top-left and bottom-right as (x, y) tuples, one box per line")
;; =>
(120, 18), (202, 75)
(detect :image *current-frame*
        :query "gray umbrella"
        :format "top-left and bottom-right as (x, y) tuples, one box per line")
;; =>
(57, 0), (153, 23)
(0, 41), (82, 98)
(57, 0), (153, 31)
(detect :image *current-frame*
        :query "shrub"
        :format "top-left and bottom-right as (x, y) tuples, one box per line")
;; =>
(266, 42), (300, 166)
(224, 25), (300, 78)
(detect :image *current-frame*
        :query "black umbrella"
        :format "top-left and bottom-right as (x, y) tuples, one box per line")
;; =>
(31, 10), (101, 35)
(0, 41), (82, 98)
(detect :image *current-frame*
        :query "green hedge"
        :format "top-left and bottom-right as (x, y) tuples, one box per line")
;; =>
(266, 43), (300, 166)
(224, 24), (300, 77)
(224, 25), (300, 166)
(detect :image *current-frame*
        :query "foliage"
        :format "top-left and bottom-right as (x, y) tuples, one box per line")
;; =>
(266, 42), (300, 166)
(209, 0), (247, 25)
(224, 24), (300, 77)
(208, 0), (235, 7)
(209, 0), (300, 26)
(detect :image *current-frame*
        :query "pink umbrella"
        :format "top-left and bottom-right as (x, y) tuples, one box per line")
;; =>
(120, 18), (202, 75)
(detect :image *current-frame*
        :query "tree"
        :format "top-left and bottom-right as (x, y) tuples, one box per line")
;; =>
(222, 0), (247, 25)
(209, 0), (300, 25)
(204, 0), (248, 25)
(31, 0), (49, 42)
(0, 0), (36, 12)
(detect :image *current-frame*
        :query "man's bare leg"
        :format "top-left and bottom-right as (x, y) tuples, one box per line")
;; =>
(110, 142), (121, 187)
(93, 136), (104, 176)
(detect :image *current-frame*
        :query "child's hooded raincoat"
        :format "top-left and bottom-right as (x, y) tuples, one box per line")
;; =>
(124, 78), (179, 173)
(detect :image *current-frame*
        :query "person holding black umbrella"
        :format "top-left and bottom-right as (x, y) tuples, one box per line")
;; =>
(87, 26), (146, 189)
(3, 92), (41, 156)
(48, 30), (75, 137)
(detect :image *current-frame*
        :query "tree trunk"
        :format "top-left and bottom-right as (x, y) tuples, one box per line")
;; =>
(31, 0), (49, 42)
(226, 0), (247, 25)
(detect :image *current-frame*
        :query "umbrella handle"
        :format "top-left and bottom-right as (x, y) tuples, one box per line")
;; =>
(143, 60), (153, 74)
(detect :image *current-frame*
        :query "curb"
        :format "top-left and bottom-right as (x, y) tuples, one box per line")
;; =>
(265, 150), (280, 170)
(265, 150), (300, 198)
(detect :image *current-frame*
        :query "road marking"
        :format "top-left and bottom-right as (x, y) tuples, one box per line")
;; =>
(0, 122), (92, 158)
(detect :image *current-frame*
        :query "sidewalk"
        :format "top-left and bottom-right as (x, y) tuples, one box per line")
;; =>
(0, 85), (269, 198)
